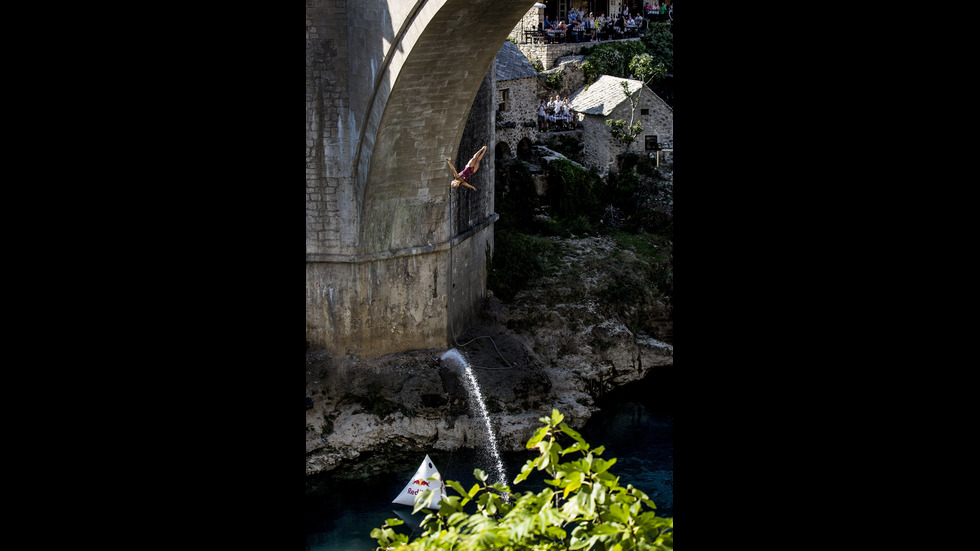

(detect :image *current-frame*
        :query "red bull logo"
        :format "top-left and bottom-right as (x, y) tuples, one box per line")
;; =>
(412, 479), (431, 487)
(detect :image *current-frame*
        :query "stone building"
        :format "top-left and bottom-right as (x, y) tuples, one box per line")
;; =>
(540, 55), (587, 100)
(507, 3), (545, 45)
(493, 40), (544, 161)
(567, 74), (673, 175)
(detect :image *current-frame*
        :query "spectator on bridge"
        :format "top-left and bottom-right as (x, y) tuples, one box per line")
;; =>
(446, 145), (487, 190)
(595, 13), (607, 40)
(583, 13), (596, 41)
(612, 15), (626, 38)
(537, 100), (549, 132)
(544, 14), (552, 29)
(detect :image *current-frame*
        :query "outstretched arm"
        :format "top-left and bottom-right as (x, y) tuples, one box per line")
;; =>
(445, 158), (460, 179)
(459, 180), (477, 191)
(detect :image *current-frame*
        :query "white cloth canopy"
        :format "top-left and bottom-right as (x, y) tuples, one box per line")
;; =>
(392, 454), (446, 507)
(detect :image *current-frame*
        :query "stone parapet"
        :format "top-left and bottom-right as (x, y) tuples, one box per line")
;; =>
(515, 38), (640, 70)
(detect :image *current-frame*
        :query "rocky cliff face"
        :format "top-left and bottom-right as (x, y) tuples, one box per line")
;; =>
(305, 233), (673, 479)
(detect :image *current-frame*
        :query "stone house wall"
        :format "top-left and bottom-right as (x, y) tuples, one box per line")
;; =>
(495, 75), (542, 157)
(578, 88), (673, 174)
(516, 41), (584, 70)
(507, 8), (544, 44)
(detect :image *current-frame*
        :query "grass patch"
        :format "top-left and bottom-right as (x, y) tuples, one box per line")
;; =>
(488, 229), (563, 302)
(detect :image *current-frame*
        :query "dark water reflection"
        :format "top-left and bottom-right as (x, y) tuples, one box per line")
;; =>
(305, 366), (673, 550)
(579, 365), (674, 517)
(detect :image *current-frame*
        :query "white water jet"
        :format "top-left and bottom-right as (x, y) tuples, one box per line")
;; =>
(440, 348), (508, 489)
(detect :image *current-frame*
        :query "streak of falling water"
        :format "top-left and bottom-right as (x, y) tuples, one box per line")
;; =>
(440, 348), (508, 490)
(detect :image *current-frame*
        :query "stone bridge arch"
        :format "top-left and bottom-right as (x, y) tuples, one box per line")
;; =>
(306, 0), (535, 359)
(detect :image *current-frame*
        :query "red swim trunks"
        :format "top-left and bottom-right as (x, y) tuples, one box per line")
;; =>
(459, 166), (474, 180)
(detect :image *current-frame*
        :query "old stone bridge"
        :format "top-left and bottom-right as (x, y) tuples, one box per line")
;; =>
(306, 0), (536, 359)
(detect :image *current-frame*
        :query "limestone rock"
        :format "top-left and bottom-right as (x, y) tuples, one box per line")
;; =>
(306, 234), (673, 478)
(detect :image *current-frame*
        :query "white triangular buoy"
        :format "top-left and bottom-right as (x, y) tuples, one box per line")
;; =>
(392, 454), (445, 507)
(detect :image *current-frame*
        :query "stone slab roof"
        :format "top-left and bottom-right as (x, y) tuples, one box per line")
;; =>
(568, 75), (645, 116)
(495, 40), (539, 82)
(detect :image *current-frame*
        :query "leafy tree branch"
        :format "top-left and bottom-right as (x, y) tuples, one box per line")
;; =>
(372, 409), (673, 550)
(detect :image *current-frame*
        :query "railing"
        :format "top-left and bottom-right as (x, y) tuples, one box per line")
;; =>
(520, 26), (643, 44)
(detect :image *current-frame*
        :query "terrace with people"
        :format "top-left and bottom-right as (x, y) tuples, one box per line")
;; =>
(511, 2), (671, 46)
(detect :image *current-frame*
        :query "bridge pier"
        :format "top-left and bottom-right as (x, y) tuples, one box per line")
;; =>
(306, 213), (495, 359)
(307, 0), (531, 359)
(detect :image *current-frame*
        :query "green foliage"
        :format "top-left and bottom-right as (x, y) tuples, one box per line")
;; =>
(546, 159), (603, 226)
(617, 152), (658, 178)
(612, 231), (669, 262)
(544, 134), (584, 164)
(563, 215), (594, 237)
(602, 169), (640, 211)
(600, 159), (673, 240)
(605, 81), (644, 158)
(545, 69), (565, 91)
(594, 233), (673, 332)
(488, 229), (562, 301)
(580, 22), (672, 105)
(606, 118), (644, 147)
(371, 409), (673, 550)
(495, 159), (540, 230)
(581, 41), (647, 84)
(629, 53), (668, 86)
(639, 23), (673, 76)
(598, 248), (661, 307)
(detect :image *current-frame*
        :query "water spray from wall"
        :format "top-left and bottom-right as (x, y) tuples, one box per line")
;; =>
(439, 348), (508, 490)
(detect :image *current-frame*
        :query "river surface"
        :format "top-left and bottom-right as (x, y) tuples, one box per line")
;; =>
(305, 366), (673, 550)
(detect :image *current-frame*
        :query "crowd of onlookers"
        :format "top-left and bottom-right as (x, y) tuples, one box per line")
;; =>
(530, 3), (674, 133)
(535, 2), (672, 43)
(537, 96), (575, 132)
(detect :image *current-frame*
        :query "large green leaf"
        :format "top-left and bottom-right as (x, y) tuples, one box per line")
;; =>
(559, 421), (586, 446)
(563, 471), (584, 499)
(526, 425), (550, 449)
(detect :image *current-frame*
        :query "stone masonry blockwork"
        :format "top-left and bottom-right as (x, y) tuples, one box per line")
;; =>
(306, 0), (531, 359)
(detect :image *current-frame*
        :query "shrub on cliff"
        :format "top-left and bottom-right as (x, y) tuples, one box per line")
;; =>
(371, 409), (673, 550)
(546, 159), (603, 232)
(487, 229), (562, 302)
(580, 40), (647, 84)
(495, 158), (539, 231)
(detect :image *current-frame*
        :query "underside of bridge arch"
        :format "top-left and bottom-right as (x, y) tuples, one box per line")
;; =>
(306, 0), (536, 359)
